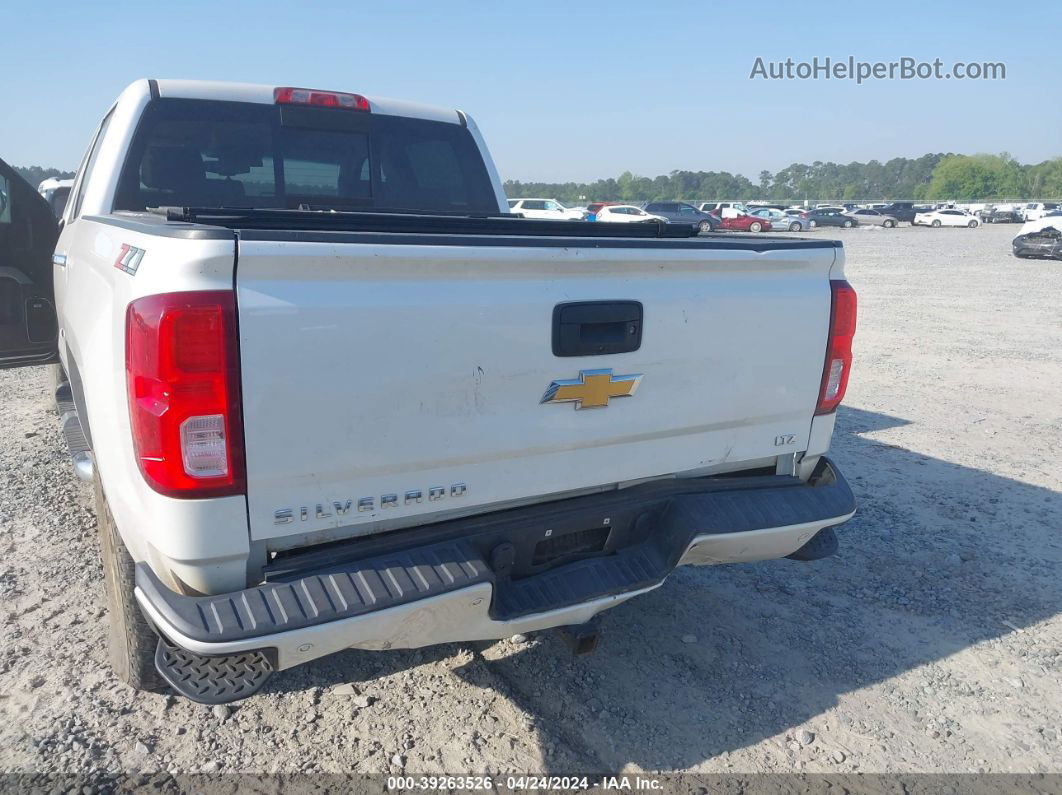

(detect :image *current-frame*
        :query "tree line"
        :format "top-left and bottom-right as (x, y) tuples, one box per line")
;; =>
(12, 166), (76, 187)
(505, 154), (1062, 204)
(14, 153), (1061, 205)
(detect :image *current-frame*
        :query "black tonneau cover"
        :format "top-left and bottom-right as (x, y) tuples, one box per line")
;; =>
(159, 206), (700, 238)
(87, 209), (843, 251)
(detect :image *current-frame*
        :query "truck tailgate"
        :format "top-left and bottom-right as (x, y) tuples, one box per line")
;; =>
(234, 233), (837, 545)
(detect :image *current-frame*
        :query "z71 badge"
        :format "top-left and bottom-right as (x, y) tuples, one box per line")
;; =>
(113, 244), (145, 275)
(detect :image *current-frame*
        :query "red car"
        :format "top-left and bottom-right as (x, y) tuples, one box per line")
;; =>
(586, 201), (622, 218)
(714, 212), (769, 232)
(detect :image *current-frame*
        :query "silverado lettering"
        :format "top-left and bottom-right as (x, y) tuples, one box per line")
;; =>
(274, 483), (468, 523)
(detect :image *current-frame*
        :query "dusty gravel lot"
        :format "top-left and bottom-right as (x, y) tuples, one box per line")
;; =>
(0, 222), (1059, 778)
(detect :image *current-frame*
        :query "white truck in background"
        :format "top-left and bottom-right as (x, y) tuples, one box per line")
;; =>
(37, 176), (75, 218)
(1020, 202), (1060, 222)
(0, 79), (856, 704)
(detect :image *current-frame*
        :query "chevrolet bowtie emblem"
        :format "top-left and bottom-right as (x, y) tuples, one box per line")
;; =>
(541, 368), (643, 410)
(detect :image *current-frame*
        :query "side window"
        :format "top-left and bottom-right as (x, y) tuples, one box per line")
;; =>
(523, 200), (546, 211)
(404, 139), (469, 203)
(70, 110), (115, 220)
(544, 201), (560, 211)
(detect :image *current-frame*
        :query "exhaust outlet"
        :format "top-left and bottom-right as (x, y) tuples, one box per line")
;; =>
(71, 452), (94, 483)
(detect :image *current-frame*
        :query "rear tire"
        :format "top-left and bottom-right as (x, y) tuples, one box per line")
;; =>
(789, 222), (801, 232)
(94, 477), (167, 693)
(749, 222), (763, 232)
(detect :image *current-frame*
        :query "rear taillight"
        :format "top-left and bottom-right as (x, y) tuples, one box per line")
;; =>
(815, 279), (857, 415)
(125, 291), (245, 497)
(274, 86), (370, 111)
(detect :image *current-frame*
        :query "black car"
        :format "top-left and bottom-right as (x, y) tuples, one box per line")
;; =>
(642, 202), (720, 233)
(806, 208), (856, 228)
(1013, 225), (1062, 260)
(979, 208), (1022, 223)
(878, 202), (917, 223)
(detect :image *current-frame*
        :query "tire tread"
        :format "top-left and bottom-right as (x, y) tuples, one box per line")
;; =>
(94, 477), (167, 693)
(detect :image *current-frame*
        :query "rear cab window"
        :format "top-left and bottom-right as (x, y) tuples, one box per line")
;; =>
(113, 99), (497, 214)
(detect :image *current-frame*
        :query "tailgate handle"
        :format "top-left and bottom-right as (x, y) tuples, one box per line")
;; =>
(552, 301), (643, 357)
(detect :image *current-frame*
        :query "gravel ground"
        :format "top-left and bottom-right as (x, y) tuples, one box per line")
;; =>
(0, 223), (1059, 778)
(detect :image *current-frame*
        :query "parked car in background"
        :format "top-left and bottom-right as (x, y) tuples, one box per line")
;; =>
(585, 201), (621, 219)
(806, 208), (855, 228)
(1012, 216), (1062, 260)
(748, 207), (809, 232)
(507, 198), (585, 220)
(1016, 212), (1062, 237)
(595, 205), (667, 223)
(875, 202), (917, 223)
(1020, 202), (1059, 222)
(642, 201), (719, 232)
(699, 201), (748, 218)
(37, 177), (74, 219)
(913, 209), (980, 228)
(843, 209), (899, 228)
(979, 207), (1023, 223)
(717, 213), (769, 232)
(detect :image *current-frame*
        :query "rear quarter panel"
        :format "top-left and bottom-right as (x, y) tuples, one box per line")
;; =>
(58, 217), (250, 592)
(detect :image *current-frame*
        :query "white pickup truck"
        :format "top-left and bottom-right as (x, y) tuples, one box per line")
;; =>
(0, 80), (857, 704)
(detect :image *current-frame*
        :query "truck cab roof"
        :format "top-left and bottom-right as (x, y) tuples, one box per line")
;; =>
(151, 79), (466, 125)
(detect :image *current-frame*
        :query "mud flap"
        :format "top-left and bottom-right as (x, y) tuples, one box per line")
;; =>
(154, 637), (273, 704)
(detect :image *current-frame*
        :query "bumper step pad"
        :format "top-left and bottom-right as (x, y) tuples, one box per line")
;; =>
(137, 540), (491, 645)
(154, 636), (273, 704)
(494, 545), (663, 620)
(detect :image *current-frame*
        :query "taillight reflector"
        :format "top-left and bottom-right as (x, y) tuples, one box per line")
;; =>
(125, 291), (245, 498)
(273, 86), (370, 111)
(815, 279), (857, 415)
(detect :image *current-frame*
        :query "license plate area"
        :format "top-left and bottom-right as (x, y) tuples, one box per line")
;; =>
(531, 526), (611, 568)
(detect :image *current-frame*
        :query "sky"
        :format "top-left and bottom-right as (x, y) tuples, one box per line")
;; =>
(3, 1), (1060, 183)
